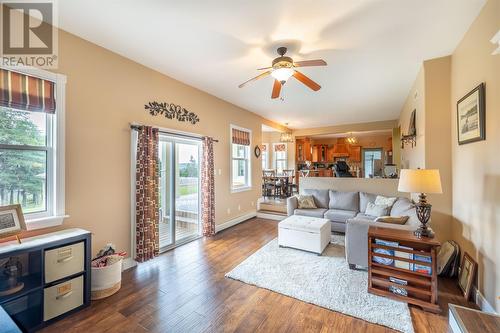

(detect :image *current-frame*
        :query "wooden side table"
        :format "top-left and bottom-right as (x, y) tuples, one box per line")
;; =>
(449, 304), (500, 332)
(367, 226), (441, 313)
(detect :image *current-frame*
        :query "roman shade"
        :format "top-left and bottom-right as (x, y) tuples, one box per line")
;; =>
(0, 68), (56, 113)
(232, 128), (250, 146)
(274, 144), (286, 152)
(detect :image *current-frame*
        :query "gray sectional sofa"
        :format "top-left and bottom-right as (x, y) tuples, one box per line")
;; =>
(286, 189), (420, 268)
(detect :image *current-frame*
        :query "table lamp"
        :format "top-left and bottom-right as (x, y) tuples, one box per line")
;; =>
(398, 169), (442, 238)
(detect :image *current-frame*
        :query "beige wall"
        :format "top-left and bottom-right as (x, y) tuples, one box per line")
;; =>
(261, 131), (295, 170)
(399, 67), (426, 170)
(398, 57), (453, 241)
(41, 29), (285, 256)
(450, 0), (499, 311)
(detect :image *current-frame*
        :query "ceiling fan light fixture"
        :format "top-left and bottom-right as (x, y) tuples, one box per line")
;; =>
(271, 68), (294, 83)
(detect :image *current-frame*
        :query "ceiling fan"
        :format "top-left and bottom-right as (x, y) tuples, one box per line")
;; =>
(238, 46), (327, 99)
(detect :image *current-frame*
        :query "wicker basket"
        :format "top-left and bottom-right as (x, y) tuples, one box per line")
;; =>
(91, 257), (122, 300)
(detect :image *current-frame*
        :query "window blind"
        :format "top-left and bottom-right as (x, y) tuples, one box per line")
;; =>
(0, 68), (56, 113)
(232, 128), (250, 146)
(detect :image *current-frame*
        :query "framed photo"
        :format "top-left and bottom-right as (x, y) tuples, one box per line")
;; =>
(457, 83), (485, 145)
(0, 204), (27, 238)
(458, 252), (477, 301)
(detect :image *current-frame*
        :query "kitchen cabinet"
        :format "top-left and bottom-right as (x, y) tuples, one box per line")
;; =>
(296, 138), (312, 162)
(349, 145), (361, 162)
(312, 144), (328, 162)
(327, 147), (335, 162)
(312, 145), (319, 162)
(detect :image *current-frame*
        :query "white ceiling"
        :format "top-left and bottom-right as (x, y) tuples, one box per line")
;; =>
(57, 0), (486, 129)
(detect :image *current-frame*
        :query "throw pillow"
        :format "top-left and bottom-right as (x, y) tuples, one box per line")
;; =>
(365, 202), (389, 217)
(374, 216), (409, 225)
(375, 195), (398, 208)
(297, 195), (317, 209)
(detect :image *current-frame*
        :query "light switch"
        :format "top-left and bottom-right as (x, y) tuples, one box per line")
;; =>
(218, 169), (222, 175)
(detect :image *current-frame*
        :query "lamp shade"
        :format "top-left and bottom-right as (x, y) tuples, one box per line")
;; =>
(398, 169), (443, 194)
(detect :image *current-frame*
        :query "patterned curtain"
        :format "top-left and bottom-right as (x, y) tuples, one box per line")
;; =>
(201, 137), (216, 236)
(135, 126), (160, 262)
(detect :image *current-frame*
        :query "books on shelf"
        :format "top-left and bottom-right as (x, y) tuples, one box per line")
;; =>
(414, 254), (432, 275)
(373, 239), (399, 266)
(372, 239), (433, 275)
(395, 245), (414, 271)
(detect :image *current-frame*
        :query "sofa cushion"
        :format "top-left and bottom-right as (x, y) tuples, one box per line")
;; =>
(302, 189), (329, 208)
(365, 202), (389, 217)
(328, 190), (359, 211)
(375, 195), (398, 208)
(297, 195), (317, 209)
(324, 209), (357, 223)
(355, 213), (377, 221)
(390, 197), (414, 216)
(294, 208), (328, 218)
(375, 216), (409, 225)
(390, 197), (419, 226)
(359, 192), (377, 213)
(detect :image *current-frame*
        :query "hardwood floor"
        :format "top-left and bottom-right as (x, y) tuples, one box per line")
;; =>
(41, 218), (477, 333)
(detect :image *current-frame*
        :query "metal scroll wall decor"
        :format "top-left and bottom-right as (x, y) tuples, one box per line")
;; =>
(145, 101), (200, 124)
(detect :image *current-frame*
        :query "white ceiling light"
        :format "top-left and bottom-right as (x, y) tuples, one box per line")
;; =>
(271, 68), (294, 83)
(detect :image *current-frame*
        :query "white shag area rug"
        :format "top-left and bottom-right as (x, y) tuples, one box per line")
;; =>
(225, 235), (414, 333)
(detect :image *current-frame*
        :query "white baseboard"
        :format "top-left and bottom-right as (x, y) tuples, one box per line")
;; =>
(122, 257), (137, 271)
(473, 286), (497, 314)
(256, 212), (286, 221)
(215, 211), (256, 233)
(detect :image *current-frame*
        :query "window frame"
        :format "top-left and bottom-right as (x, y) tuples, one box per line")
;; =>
(230, 124), (252, 193)
(261, 143), (269, 170)
(0, 66), (67, 229)
(273, 143), (288, 172)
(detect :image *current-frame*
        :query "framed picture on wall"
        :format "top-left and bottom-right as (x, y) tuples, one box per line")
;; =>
(457, 83), (485, 145)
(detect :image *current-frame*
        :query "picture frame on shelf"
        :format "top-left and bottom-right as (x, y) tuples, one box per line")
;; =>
(457, 83), (485, 145)
(0, 204), (27, 242)
(458, 252), (477, 301)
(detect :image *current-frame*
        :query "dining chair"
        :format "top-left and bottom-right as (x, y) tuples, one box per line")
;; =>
(262, 170), (277, 198)
(282, 169), (297, 196)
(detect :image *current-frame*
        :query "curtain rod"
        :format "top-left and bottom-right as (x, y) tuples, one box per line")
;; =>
(130, 124), (219, 142)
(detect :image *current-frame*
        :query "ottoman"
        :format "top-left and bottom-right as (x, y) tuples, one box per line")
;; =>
(278, 215), (331, 255)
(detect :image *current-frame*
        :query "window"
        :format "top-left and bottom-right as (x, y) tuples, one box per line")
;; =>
(363, 148), (383, 178)
(261, 143), (268, 170)
(230, 125), (251, 192)
(273, 143), (287, 173)
(0, 68), (66, 228)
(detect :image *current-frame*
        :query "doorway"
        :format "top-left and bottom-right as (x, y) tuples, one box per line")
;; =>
(158, 135), (202, 251)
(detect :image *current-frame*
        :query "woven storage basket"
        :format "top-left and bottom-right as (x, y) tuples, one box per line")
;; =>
(91, 257), (122, 300)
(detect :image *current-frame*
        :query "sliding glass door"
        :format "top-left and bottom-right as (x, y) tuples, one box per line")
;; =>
(158, 135), (201, 250)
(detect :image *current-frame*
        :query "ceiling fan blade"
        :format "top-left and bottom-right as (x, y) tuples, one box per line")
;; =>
(293, 59), (327, 67)
(238, 71), (271, 88)
(257, 66), (272, 70)
(271, 80), (282, 99)
(293, 70), (321, 91)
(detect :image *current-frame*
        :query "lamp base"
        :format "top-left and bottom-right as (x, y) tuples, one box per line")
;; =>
(414, 226), (434, 239)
